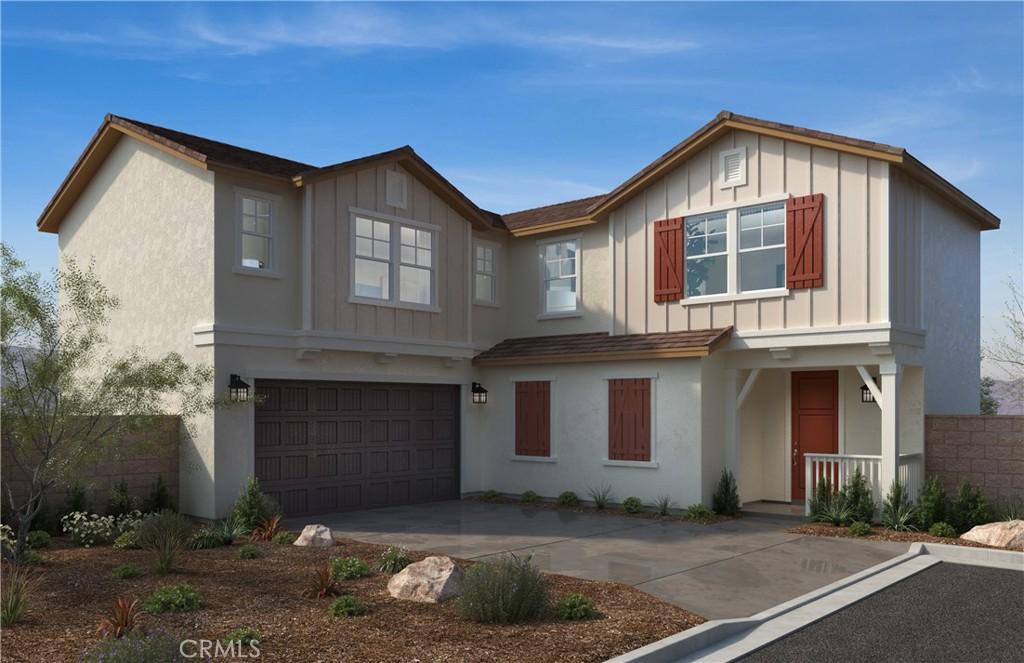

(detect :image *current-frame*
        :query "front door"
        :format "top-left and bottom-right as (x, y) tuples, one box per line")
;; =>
(791, 370), (839, 500)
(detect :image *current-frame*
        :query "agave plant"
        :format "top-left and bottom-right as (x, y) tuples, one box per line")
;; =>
(250, 515), (282, 542)
(97, 598), (142, 639)
(812, 498), (855, 527)
(881, 480), (919, 532)
(302, 565), (340, 599)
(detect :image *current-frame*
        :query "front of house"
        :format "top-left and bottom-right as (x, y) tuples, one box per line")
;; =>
(36, 111), (999, 520)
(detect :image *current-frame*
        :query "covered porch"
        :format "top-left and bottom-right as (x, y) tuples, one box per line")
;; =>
(721, 347), (925, 517)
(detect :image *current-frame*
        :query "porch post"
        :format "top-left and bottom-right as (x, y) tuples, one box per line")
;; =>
(879, 362), (902, 495)
(724, 369), (739, 477)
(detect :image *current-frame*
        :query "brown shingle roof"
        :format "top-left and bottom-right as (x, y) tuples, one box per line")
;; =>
(501, 194), (607, 231)
(473, 328), (732, 366)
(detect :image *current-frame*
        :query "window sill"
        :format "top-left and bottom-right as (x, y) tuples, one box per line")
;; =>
(537, 310), (583, 321)
(473, 299), (502, 309)
(233, 266), (281, 280)
(602, 459), (659, 469)
(509, 455), (558, 464)
(348, 295), (441, 314)
(681, 288), (788, 306)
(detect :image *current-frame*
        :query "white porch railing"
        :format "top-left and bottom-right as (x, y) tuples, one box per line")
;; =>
(804, 452), (924, 515)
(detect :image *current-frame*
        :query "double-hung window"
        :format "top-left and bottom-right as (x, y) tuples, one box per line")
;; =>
(238, 193), (274, 273)
(540, 238), (579, 315)
(738, 203), (786, 292)
(474, 242), (497, 304)
(354, 217), (392, 300)
(684, 212), (728, 297)
(352, 212), (437, 308)
(399, 226), (433, 305)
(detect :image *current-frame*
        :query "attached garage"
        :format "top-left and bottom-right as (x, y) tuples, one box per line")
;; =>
(254, 380), (460, 516)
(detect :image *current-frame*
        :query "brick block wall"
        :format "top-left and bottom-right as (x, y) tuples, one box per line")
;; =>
(925, 415), (1024, 501)
(2, 416), (180, 515)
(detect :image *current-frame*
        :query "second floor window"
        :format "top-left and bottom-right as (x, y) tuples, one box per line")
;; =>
(474, 242), (497, 304)
(352, 213), (437, 308)
(685, 212), (727, 296)
(739, 203), (786, 292)
(541, 238), (579, 315)
(239, 194), (274, 272)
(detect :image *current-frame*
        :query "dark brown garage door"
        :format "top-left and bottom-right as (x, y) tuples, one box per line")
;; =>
(254, 380), (460, 516)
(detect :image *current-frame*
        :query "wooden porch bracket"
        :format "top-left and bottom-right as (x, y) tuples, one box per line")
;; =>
(856, 365), (883, 408)
(736, 368), (762, 408)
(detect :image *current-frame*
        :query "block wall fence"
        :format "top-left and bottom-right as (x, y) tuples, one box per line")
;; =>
(925, 415), (1024, 501)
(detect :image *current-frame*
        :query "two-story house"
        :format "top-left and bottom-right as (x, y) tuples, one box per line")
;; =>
(36, 112), (999, 520)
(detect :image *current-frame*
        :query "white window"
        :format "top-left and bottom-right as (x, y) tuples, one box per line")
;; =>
(684, 212), (728, 296)
(540, 238), (579, 315)
(236, 191), (277, 274)
(719, 147), (747, 189)
(738, 203), (786, 292)
(474, 242), (497, 304)
(351, 211), (437, 309)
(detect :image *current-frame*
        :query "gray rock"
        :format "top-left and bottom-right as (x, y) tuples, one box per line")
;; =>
(960, 520), (1024, 549)
(387, 555), (463, 603)
(293, 524), (335, 547)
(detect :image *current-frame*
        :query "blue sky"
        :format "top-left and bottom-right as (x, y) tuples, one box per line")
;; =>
(2, 2), (1021, 370)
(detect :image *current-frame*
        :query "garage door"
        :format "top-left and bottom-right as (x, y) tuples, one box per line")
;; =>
(254, 380), (460, 516)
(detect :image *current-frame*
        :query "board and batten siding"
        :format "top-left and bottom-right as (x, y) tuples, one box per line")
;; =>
(308, 161), (470, 344)
(610, 129), (890, 335)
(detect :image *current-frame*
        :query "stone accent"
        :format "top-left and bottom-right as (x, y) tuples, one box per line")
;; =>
(293, 524), (335, 547)
(387, 555), (464, 603)
(960, 520), (1024, 549)
(925, 415), (1024, 501)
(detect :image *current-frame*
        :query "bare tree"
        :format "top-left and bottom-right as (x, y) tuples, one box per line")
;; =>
(985, 278), (1024, 380)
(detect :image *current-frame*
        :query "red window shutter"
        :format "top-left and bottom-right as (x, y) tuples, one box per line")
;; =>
(653, 218), (684, 303)
(515, 381), (550, 457)
(608, 378), (651, 461)
(786, 194), (825, 289)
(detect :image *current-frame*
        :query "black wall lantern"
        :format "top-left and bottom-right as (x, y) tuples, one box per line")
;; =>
(229, 374), (250, 402)
(861, 378), (878, 403)
(471, 382), (488, 405)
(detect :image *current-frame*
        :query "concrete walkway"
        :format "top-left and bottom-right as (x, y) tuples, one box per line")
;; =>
(300, 500), (906, 619)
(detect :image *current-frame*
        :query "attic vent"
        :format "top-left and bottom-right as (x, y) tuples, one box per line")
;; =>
(719, 147), (747, 189)
(386, 170), (408, 209)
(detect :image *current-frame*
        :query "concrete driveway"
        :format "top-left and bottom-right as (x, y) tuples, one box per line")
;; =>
(299, 500), (907, 619)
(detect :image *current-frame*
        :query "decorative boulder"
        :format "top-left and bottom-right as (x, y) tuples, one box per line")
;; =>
(293, 524), (335, 547)
(387, 555), (463, 603)
(960, 520), (1024, 549)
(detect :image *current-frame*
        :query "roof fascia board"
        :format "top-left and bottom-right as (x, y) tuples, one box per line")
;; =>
(899, 153), (1000, 230)
(473, 347), (711, 366)
(508, 216), (597, 237)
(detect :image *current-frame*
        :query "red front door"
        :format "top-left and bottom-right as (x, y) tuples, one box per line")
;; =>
(791, 370), (839, 501)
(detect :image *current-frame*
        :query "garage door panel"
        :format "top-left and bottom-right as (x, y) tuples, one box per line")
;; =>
(316, 421), (338, 445)
(255, 421), (281, 448)
(314, 454), (337, 478)
(283, 421), (308, 445)
(282, 388), (308, 412)
(338, 453), (361, 476)
(315, 387), (338, 411)
(390, 420), (410, 442)
(368, 420), (388, 442)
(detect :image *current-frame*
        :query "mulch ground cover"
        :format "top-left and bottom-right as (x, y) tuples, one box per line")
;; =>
(3, 536), (704, 662)
(786, 521), (1022, 550)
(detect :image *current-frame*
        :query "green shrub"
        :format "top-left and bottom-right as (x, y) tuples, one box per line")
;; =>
(459, 554), (547, 624)
(331, 556), (371, 580)
(20, 550), (44, 565)
(521, 490), (540, 503)
(141, 475), (175, 513)
(231, 477), (280, 534)
(840, 468), (875, 524)
(107, 480), (136, 517)
(881, 480), (918, 532)
(191, 528), (228, 550)
(113, 530), (140, 550)
(950, 481), (990, 533)
(654, 495), (674, 516)
(555, 592), (597, 620)
(996, 496), (1024, 522)
(481, 490), (500, 502)
(236, 544), (262, 560)
(558, 491), (580, 507)
(682, 503), (715, 523)
(136, 510), (194, 573)
(143, 584), (202, 613)
(82, 628), (185, 663)
(26, 530), (50, 550)
(63, 482), (91, 518)
(929, 522), (957, 538)
(273, 531), (297, 545)
(622, 497), (643, 514)
(112, 564), (143, 579)
(808, 475), (834, 520)
(711, 469), (741, 516)
(916, 477), (947, 529)
(1, 565), (35, 626)
(224, 626), (261, 646)
(814, 498), (855, 527)
(848, 521), (872, 537)
(588, 484), (614, 509)
(377, 546), (411, 574)
(328, 595), (368, 617)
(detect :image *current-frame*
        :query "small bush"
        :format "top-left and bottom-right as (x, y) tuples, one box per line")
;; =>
(814, 498), (855, 527)
(224, 626), (261, 646)
(555, 593), (597, 620)
(996, 497), (1024, 522)
(881, 480), (918, 532)
(682, 503), (714, 523)
(136, 511), (193, 573)
(622, 497), (643, 514)
(61, 512), (118, 547)
(331, 556), (371, 580)
(63, 482), (91, 517)
(950, 481), (990, 533)
(97, 597), (142, 639)
(849, 521), (872, 537)
(113, 530), (140, 550)
(1, 565), (35, 626)
(377, 546), (411, 574)
(273, 531), (297, 545)
(231, 477), (280, 534)
(917, 477), (947, 530)
(236, 544), (262, 560)
(112, 564), (142, 579)
(840, 468), (875, 524)
(808, 476), (835, 521)
(303, 565), (340, 599)
(929, 521), (958, 538)
(558, 491), (580, 507)
(587, 484), (614, 509)
(20, 550), (44, 566)
(250, 514), (282, 542)
(460, 554), (547, 624)
(654, 495), (674, 516)
(481, 490), (500, 502)
(210, 516), (245, 546)
(191, 528), (228, 550)
(141, 475), (175, 513)
(711, 469), (741, 516)
(83, 629), (184, 663)
(328, 595), (368, 617)
(521, 490), (540, 503)
(26, 530), (50, 550)
(107, 480), (136, 517)
(143, 583), (202, 613)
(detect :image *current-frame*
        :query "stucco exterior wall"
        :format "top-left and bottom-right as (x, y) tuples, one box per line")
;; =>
(57, 136), (217, 518)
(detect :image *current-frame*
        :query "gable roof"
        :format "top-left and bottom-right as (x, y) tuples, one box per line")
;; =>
(501, 194), (607, 236)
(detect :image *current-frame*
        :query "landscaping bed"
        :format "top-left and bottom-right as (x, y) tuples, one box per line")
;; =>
(474, 495), (734, 524)
(786, 522), (1020, 550)
(2, 536), (704, 662)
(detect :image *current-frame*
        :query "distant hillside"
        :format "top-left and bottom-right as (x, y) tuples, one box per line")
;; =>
(992, 379), (1024, 415)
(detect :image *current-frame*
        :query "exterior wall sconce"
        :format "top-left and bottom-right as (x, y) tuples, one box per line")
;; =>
(861, 378), (878, 403)
(229, 374), (250, 402)
(471, 382), (488, 405)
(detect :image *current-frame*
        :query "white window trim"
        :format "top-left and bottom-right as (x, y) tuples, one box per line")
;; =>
(738, 202), (787, 294)
(602, 374), (658, 466)
(509, 376), (557, 461)
(472, 238), (501, 307)
(536, 233), (582, 319)
(347, 210), (441, 313)
(684, 210), (730, 298)
(234, 187), (281, 278)
(719, 146), (748, 189)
